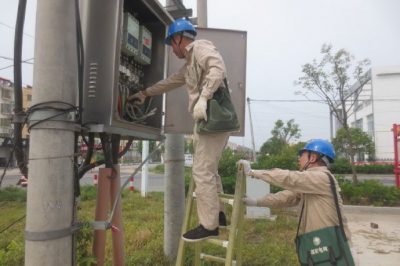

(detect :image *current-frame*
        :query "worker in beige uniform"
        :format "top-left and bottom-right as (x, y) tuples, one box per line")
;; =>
(239, 139), (358, 265)
(129, 18), (229, 242)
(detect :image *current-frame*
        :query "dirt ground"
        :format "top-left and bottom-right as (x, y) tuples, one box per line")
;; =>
(345, 207), (400, 266)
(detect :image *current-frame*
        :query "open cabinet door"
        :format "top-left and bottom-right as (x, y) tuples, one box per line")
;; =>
(164, 28), (247, 136)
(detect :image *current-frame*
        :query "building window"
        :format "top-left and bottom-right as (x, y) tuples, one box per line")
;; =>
(1, 88), (12, 99)
(27, 94), (32, 101)
(0, 118), (11, 127)
(367, 114), (374, 138)
(1, 103), (12, 114)
(354, 118), (363, 130)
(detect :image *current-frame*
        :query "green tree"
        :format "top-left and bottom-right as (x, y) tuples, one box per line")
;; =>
(296, 44), (371, 184)
(260, 119), (301, 156)
(332, 127), (375, 162)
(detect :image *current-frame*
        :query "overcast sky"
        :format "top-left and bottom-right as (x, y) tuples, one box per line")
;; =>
(1, 0), (400, 150)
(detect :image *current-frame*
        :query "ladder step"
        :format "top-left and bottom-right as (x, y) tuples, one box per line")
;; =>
(219, 193), (234, 199)
(204, 238), (229, 248)
(200, 253), (226, 263)
(220, 197), (234, 206)
(200, 253), (237, 265)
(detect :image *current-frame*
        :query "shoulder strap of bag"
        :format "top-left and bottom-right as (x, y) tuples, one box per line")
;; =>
(327, 173), (348, 241)
(295, 199), (305, 239)
(295, 173), (348, 241)
(191, 48), (228, 95)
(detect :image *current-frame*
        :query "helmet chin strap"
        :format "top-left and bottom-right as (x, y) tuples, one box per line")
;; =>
(172, 32), (185, 58)
(301, 160), (311, 171)
(300, 153), (312, 171)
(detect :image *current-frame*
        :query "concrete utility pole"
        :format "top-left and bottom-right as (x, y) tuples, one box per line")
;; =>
(164, 0), (186, 260)
(197, 0), (208, 27)
(25, 1), (77, 265)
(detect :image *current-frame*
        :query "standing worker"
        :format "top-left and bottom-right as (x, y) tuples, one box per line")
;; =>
(239, 139), (357, 265)
(129, 18), (232, 242)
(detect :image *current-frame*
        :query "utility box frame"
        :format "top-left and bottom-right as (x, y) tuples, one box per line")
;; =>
(81, 1), (247, 140)
(81, 0), (172, 140)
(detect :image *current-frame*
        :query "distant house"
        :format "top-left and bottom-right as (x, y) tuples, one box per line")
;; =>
(334, 66), (400, 161)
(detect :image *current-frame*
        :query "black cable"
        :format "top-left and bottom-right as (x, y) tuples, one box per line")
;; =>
(74, 0), (84, 124)
(13, 0), (28, 177)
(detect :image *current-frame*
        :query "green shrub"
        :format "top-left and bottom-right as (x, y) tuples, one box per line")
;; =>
(0, 187), (26, 202)
(330, 158), (352, 174)
(331, 157), (394, 174)
(339, 178), (400, 206)
(218, 148), (246, 193)
(355, 164), (394, 174)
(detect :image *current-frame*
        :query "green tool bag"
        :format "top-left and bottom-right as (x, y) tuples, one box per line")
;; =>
(295, 174), (355, 266)
(196, 79), (240, 134)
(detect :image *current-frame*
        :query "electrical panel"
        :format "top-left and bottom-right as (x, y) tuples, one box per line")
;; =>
(80, 0), (173, 140)
(80, 0), (247, 140)
(138, 26), (152, 65)
(121, 13), (140, 57)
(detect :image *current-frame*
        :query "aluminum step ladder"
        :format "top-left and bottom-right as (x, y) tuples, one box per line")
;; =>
(176, 165), (246, 266)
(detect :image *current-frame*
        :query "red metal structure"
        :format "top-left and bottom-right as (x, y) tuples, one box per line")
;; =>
(393, 124), (400, 188)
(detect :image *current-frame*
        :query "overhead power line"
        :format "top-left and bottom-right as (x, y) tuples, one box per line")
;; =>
(0, 57), (34, 71)
(0, 21), (34, 38)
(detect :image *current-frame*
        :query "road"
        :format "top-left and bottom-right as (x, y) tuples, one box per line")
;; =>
(0, 165), (397, 189)
(0, 164), (166, 191)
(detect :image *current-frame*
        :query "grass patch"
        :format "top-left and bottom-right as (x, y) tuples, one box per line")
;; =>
(1, 187), (298, 265)
(0, 187), (26, 202)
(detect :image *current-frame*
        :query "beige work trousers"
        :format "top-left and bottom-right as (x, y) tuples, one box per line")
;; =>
(192, 128), (230, 230)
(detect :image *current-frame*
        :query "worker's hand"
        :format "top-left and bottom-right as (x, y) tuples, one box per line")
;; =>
(127, 91), (147, 104)
(193, 96), (208, 121)
(237, 159), (252, 176)
(19, 175), (28, 187)
(242, 197), (257, 206)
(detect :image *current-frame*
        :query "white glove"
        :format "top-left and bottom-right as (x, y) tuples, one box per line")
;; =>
(128, 90), (147, 104)
(193, 96), (208, 121)
(243, 197), (257, 206)
(237, 159), (252, 176)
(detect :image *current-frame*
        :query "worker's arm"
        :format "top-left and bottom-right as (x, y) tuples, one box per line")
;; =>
(254, 190), (301, 208)
(250, 168), (331, 195)
(145, 64), (186, 96)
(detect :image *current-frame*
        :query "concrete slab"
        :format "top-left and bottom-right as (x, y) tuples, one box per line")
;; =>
(344, 207), (400, 266)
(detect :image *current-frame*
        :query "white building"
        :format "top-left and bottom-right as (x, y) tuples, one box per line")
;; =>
(343, 66), (400, 161)
(0, 77), (14, 138)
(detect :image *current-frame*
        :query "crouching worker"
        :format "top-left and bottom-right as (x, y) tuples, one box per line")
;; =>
(238, 139), (358, 266)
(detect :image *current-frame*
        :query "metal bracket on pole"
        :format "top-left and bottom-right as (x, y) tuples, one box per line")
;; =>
(28, 109), (77, 131)
(25, 221), (112, 241)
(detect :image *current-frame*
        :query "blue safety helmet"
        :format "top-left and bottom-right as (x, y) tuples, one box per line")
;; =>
(164, 18), (197, 45)
(298, 139), (336, 163)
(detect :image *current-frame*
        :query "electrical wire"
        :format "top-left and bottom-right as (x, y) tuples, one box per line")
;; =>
(0, 57), (34, 71)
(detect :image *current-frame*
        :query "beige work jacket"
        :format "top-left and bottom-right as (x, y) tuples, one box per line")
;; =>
(252, 166), (351, 239)
(146, 39), (227, 113)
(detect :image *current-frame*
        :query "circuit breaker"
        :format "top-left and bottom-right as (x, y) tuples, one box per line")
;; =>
(80, 0), (173, 140)
(138, 26), (152, 65)
(121, 12), (140, 57)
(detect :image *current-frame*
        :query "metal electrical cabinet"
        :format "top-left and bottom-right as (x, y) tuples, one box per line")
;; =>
(80, 0), (173, 140)
(164, 28), (247, 136)
(81, 1), (247, 139)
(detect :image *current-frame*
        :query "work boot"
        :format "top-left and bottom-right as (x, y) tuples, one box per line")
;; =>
(219, 211), (227, 228)
(182, 224), (218, 242)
